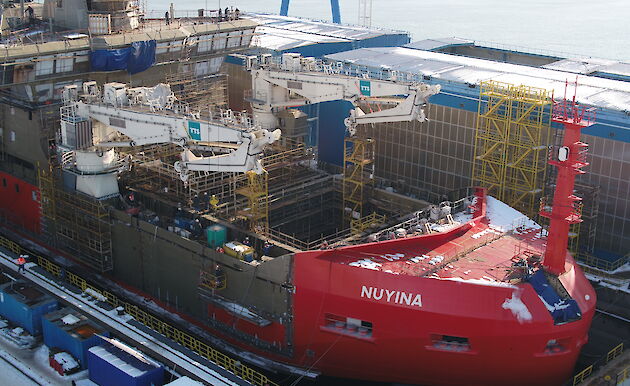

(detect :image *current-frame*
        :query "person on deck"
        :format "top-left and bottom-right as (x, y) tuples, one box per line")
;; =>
(165, 11), (170, 25)
(25, 6), (34, 25)
(262, 241), (271, 256)
(214, 264), (225, 288)
(16, 254), (27, 273)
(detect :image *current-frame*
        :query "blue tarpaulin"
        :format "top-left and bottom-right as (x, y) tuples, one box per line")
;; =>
(127, 40), (156, 74)
(528, 270), (581, 324)
(90, 40), (156, 74)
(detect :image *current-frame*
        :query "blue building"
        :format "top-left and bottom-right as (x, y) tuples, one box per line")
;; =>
(324, 41), (630, 258)
(226, 14), (629, 260)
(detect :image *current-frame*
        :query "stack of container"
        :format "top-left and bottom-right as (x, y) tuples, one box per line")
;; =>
(88, 342), (164, 386)
(0, 280), (58, 335)
(42, 307), (109, 369)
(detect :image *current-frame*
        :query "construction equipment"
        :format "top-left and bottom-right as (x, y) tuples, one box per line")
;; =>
(60, 82), (281, 185)
(248, 53), (441, 135)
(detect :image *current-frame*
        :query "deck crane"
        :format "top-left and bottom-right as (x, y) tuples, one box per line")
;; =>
(60, 82), (281, 183)
(248, 53), (441, 135)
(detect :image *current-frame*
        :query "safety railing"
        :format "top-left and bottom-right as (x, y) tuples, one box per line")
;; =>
(573, 365), (593, 385)
(606, 343), (624, 363)
(573, 342), (626, 385)
(577, 252), (628, 272)
(0, 234), (278, 386)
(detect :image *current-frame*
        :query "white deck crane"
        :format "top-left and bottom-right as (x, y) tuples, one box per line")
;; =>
(60, 82), (281, 185)
(248, 53), (441, 135)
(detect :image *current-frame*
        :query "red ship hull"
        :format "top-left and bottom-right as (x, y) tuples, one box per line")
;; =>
(205, 189), (596, 385)
(289, 251), (594, 385)
(0, 172), (40, 234)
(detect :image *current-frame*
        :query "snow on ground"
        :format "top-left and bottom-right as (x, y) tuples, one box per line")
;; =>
(611, 262), (630, 274)
(486, 196), (541, 232)
(0, 335), (89, 386)
(75, 379), (99, 386)
(585, 273), (630, 294)
(502, 290), (533, 323)
(0, 355), (39, 386)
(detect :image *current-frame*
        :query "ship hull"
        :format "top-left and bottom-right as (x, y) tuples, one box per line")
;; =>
(0, 169), (596, 385)
(289, 250), (595, 385)
(0, 171), (40, 234)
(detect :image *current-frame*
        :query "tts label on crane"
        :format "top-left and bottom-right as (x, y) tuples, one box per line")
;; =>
(188, 121), (201, 140)
(360, 80), (371, 96)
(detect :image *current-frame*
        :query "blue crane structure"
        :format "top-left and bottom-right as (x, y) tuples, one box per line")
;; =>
(280, 0), (341, 24)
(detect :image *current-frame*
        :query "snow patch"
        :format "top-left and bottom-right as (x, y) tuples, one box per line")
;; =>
(538, 296), (571, 312)
(486, 196), (541, 232)
(441, 277), (516, 288)
(61, 314), (81, 325)
(53, 351), (80, 371)
(348, 259), (382, 270)
(502, 291), (532, 323)
(428, 255), (444, 266)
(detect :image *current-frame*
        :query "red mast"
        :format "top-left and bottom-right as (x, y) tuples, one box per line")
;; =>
(539, 80), (595, 276)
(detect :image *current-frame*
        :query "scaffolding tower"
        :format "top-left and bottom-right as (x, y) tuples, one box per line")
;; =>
(472, 81), (552, 217)
(236, 171), (269, 234)
(38, 164), (113, 272)
(343, 136), (381, 233)
(37, 105), (113, 272)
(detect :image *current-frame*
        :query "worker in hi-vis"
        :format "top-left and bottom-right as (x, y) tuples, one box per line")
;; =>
(16, 254), (27, 273)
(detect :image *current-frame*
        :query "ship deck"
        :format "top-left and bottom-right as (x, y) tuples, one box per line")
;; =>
(331, 196), (547, 284)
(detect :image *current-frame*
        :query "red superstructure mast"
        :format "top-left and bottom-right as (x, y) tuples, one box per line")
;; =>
(540, 80), (596, 275)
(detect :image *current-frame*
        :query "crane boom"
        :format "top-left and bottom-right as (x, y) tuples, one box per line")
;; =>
(249, 53), (440, 134)
(61, 82), (280, 182)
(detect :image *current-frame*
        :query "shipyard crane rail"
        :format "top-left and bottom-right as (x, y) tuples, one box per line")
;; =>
(60, 82), (281, 183)
(248, 53), (441, 135)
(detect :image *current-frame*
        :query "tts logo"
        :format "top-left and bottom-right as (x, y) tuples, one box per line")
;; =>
(188, 121), (201, 140)
(359, 80), (371, 96)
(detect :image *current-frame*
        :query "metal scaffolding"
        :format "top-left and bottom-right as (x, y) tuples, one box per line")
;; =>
(165, 70), (228, 113)
(343, 136), (380, 233)
(472, 81), (551, 217)
(36, 105), (113, 272)
(236, 171), (269, 234)
(38, 165), (113, 272)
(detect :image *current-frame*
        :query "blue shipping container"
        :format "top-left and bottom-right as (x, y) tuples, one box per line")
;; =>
(42, 308), (109, 368)
(0, 282), (58, 335)
(88, 343), (164, 386)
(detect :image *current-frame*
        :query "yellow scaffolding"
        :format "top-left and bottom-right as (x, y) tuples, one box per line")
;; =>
(236, 171), (269, 233)
(343, 137), (375, 231)
(472, 81), (551, 216)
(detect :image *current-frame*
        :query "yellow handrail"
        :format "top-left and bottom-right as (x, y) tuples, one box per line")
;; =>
(606, 342), (624, 363)
(572, 365), (593, 385)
